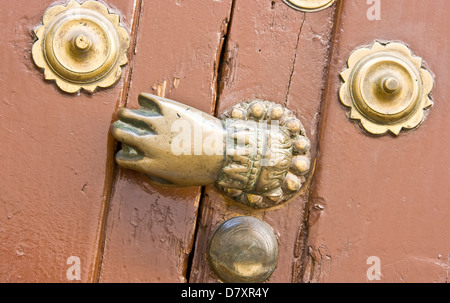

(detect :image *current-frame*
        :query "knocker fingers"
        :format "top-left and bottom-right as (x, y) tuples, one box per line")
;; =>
(111, 119), (158, 161)
(117, 108), (159, 134)
(115, 155), (176, 185)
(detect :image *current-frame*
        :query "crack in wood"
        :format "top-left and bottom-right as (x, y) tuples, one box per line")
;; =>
(93, 0), (144, 283)
(285, 13), (306, 108)
(185, 0), (237, 283)
(297, 0), (344, 283)
(213, 0), (237, 118)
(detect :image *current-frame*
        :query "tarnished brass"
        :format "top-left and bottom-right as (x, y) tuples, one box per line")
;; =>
(208, 216), (278, 283)
(112, 93), (226, 187)
(283, 0), (336, 12)
(111, 94), (311, 209)
(218, 101), (311, 208)
(340, 41), (434, 135)
(32, 0), (130, 93)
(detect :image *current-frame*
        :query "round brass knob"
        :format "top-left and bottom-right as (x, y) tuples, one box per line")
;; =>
(208, 216), (278, 283)
(382, 77), (400, 94)
(73, 34), (92, 52)
(32, 0), (130, 93)
(340, 41), (434, 135)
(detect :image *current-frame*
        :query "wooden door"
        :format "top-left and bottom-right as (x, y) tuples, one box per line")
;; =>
(1, 0), (449, 283)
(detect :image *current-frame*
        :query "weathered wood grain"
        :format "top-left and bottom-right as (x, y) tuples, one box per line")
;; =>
(189, 0), (338, 282)
(305, 0), (450, 282)
(0, 0), (137, 282)
(98, 0), (233, 282)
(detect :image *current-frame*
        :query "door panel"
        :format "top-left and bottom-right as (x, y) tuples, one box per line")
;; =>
(305, 0), (450, 282)
(0, 0), (138, 282)
(98, 0), (234, 282)
(2, 0), (449, 284)
(189, 0), (338, 283)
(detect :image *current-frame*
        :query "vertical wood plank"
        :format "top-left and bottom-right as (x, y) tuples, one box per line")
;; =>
(0, 0), (137, 282)
(189, 0), (338, 282)
(98, 0), (233, 282)
(305, 0), (450, 282)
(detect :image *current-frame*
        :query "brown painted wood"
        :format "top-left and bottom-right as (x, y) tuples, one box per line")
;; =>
(189, 0), (338, 282)
(4, 0), (449, 284)
(0, 0), (137, 282)
(305, 0), (450, 282)
(98, 0), (233, 282)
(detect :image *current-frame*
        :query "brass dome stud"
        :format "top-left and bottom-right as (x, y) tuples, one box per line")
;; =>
(208, 216), (278, 283)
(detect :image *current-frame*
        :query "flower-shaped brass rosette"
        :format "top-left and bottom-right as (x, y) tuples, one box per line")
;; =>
(32, 0), (130, 93)
(339, 41), (434, 135)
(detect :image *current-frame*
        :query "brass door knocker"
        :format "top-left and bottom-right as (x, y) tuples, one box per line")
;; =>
(111, 93), (311, 209)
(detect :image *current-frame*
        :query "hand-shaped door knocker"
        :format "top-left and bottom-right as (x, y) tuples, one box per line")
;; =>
(111, 93), (311, 209)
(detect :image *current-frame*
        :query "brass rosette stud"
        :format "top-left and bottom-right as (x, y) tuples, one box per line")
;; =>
(339, 41), (434, 135)
(32, 0), (130, 93)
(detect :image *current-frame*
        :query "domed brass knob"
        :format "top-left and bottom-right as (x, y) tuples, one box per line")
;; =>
(73, 34), (92, 52)
(208, 216), (278, 283)
(340, 41), (434, 135)
(32, 0), (130, 93)
(382, 77), (400, 94)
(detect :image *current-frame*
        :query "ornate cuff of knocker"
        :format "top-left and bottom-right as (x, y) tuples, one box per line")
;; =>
(111, 93), (311, 209)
